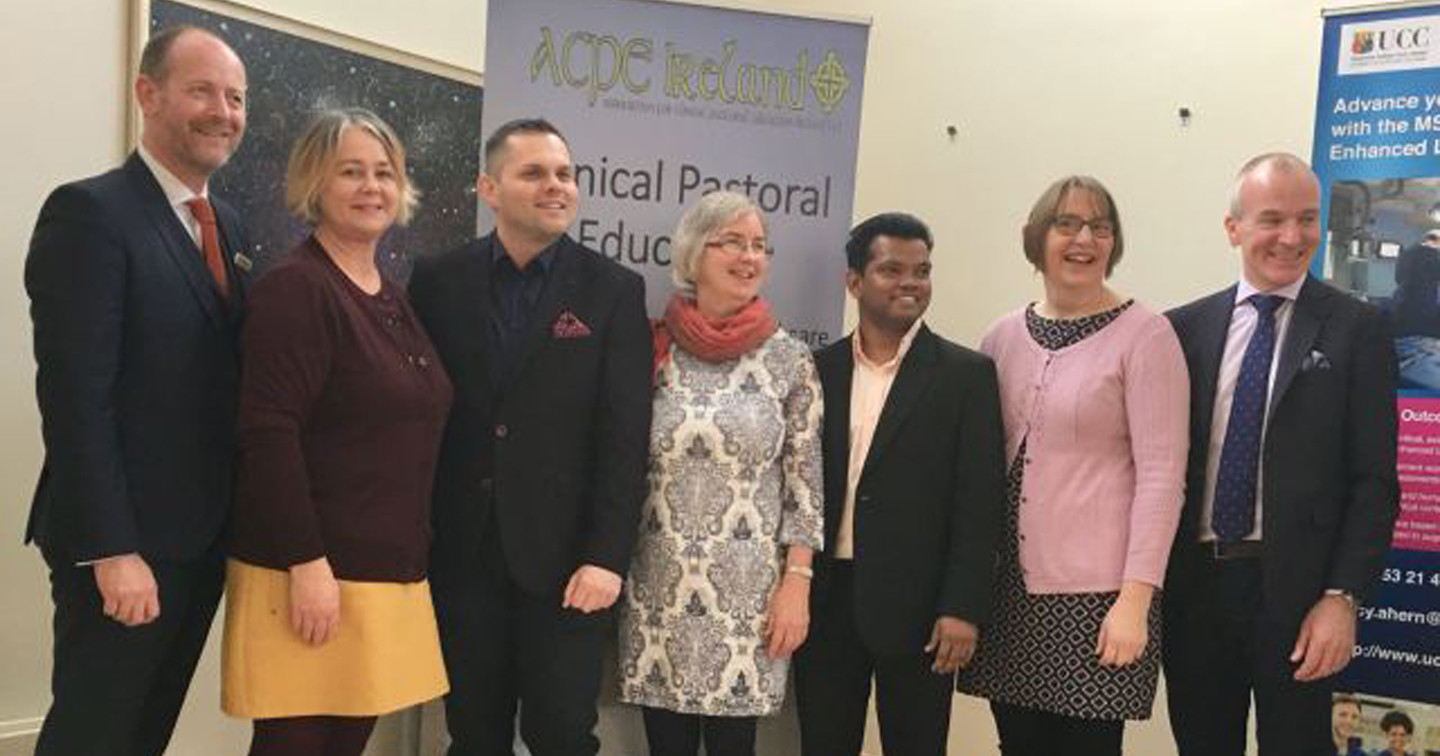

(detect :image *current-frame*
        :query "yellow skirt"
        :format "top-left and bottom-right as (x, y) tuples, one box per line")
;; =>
(221, 559), (449, 719)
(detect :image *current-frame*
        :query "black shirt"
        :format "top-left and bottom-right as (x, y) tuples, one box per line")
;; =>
(488, 238), (558, 391)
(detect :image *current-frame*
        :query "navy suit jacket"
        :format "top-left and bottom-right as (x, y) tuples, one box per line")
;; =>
(25, 153), (249, 564)
(1165, 276), (1399, 625)
(409, 232), (652, 595)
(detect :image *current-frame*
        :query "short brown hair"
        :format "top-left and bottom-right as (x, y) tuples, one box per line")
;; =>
(483, 117), (569, 176)
(1022, 175), (1125, 276)
(285, 108), (420, 226)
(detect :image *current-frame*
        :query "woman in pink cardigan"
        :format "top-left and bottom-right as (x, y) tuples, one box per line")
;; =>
(958, 176), (1189, 756)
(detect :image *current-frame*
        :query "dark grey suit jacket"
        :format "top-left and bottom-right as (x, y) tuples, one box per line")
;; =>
(1165, 276), (1399, 624)
(409, 233), (652, 595)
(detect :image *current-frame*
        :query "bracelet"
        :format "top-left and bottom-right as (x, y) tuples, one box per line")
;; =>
(785, 563), (813, 579)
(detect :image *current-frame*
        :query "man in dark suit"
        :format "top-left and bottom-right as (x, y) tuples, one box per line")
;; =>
(409, 118), (652, 756)
(795, 212), (1005, 756)
(1163, 153), (1399, 756)
(24, 25), (250, 756)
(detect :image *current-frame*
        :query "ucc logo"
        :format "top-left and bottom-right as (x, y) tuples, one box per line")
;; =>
(1352, 27), (1430, 55)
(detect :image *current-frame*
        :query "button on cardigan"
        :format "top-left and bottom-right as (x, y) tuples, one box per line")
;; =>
(980, 302), (1188, 593)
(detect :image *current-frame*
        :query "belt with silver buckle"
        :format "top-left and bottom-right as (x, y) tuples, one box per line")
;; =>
(1203, 539), (1263, 560)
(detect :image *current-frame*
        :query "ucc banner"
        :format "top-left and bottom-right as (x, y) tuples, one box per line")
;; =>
(482, 0), (870, 344)
(1313, 6), (1440, 753)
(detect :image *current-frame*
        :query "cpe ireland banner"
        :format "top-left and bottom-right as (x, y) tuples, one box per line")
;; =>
(482, 0), (870, 346)
(1313, 5), (1440, 753)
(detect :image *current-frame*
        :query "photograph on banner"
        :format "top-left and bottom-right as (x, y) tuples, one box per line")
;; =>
(1327, 176), (1440, 390)
(1311, 4), (1440, 719)
(147, 0), (484, 281)
(1331, 691), (1440, 756)
(482, 0), (870, 343)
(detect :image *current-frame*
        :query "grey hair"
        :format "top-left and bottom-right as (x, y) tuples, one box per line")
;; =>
(1227, 152), (1316, 218)
(670, 190), (765, 291)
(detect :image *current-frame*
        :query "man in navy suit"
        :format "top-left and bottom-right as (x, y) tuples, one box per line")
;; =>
(24, 25), (249, 756)
(410, 118), (652, 756)
(1163, 153), (1398, 756)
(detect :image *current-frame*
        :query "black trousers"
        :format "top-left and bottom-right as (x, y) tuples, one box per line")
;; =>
(794, 562), (954, 756)
(641, 707), (756, 756)
(249, 715), (377, 756)
(34, 548), (223, 756)
(1162, 550), (1334, 756)
(988, 701), (1122, 756)
(432, 530), (609, 756)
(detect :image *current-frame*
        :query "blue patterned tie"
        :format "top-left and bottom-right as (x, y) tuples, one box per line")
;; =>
(1211, 294), (1284, 542)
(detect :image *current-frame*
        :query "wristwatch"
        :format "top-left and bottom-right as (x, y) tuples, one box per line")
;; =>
(1324, 588), (1358, 610)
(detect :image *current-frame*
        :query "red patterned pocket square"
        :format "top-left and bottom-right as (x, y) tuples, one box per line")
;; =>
(552, 310), (592, 339)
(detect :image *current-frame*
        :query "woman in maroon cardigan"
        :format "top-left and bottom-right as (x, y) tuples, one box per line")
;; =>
(221, 108), (452, 755)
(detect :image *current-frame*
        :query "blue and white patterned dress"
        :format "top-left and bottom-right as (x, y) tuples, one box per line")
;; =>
(618, 329), (824, 717)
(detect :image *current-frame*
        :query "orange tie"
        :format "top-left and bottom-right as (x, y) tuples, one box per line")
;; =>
(185, 197), (230, 300)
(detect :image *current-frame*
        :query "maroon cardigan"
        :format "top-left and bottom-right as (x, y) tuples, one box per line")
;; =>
(229, 237), (453, 582)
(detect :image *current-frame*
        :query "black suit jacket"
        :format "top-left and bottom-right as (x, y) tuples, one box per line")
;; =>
(812, 326), (1006, 655)
(409, 233), (652, 595)
(1165, 276), (1399, 625)
(25, 153), (249, 564)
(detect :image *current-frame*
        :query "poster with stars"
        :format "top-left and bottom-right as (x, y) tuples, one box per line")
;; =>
(483, 0), (870, 345)
(146, 0), (484, 282)
(1312, 5), (1440, 748)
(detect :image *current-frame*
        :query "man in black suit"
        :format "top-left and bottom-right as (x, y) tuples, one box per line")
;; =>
(24, 26), (249, 756)
(1163, 153), (1399, 756)
(409, 118), (652, 756)
(795, 213), (1005, 756)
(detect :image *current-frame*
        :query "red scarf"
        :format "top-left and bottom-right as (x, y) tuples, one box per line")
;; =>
(652, 293), (778, 383)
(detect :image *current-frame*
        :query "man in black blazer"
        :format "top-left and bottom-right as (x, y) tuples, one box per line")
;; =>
(409, 118), (651, 756)
(795, 213), (1005, 756)
(24, 26), (249, 756)
(1163, 153), (1399, 756)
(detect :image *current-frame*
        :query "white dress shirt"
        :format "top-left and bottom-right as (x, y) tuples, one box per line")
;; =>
(1197, 273), (1307, 542)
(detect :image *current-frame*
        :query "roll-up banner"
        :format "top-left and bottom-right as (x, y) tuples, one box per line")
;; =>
(482, 0), (871, 345)
(1314, 5), (1440, 752)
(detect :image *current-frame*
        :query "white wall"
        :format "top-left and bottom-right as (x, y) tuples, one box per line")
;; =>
(0, 0), (1375, 754)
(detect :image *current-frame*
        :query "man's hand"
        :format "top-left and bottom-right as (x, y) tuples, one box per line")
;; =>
(93, 553), (159, 626)
(925, 616), (978, 673)
(764, 573), (810, 659)
(1290, 594), (1356, 681)
(289, 557), (340, 646)
(563, 564), (623, 613)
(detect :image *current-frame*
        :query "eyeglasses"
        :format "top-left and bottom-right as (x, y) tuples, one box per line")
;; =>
(705, 235), (771, 257)
(1051, 214), (1115, 239)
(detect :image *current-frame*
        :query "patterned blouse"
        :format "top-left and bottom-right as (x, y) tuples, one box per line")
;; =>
(618, 329), (824, 716)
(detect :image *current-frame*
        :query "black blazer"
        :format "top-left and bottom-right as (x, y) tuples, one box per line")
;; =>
(409, 233), (652, 595)
(812, 326), (1006, 655)
(25, 153), (249, 564)
(1165, 276), (1399, 624)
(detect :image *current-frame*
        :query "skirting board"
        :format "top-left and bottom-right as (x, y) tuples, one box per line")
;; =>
(0, 717), (41, 756)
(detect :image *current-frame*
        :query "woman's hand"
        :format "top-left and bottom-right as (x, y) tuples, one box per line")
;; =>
(1096, 581), (1154, 667)
(289, 557), (340, 646)
(764, 547), (813, 659)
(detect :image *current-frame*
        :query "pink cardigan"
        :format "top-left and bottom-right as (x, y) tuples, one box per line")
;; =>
(981, 302), (1188, 594)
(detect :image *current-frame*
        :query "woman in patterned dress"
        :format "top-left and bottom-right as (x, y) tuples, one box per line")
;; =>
(957, 176), (1189, 755)
(617, 190), (824, 756)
